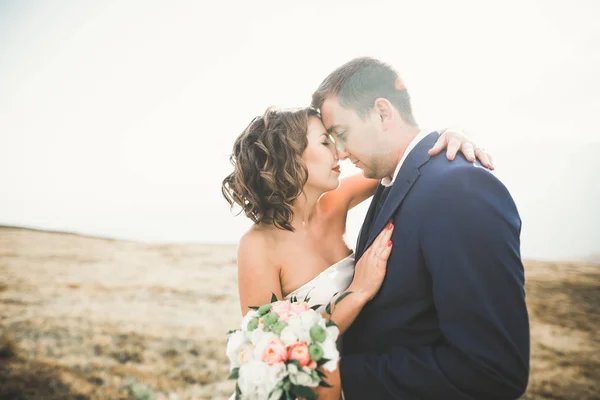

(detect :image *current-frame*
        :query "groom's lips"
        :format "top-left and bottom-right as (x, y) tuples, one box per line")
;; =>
(332, 165), (341, 173)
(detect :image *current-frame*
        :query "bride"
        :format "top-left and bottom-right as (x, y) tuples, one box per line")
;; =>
(222, 106), (493, 398)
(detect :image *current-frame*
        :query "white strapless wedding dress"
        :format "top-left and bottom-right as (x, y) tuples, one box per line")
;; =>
(229, 254), (354, 400)
(284, 253), (355, 313)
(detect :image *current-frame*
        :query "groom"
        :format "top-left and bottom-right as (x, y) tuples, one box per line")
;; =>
(311, 58), (530, 399)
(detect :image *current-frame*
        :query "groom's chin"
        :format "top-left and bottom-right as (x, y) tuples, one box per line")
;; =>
(361, 169), (378, 179)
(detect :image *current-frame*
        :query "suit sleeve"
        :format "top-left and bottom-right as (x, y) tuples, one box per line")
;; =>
(339, 165), (530, 400)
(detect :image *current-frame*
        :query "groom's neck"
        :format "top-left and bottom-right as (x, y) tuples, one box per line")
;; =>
(390, 124), (420, 167)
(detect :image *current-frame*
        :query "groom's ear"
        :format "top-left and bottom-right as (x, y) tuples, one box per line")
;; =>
(373, 98), (394, 129)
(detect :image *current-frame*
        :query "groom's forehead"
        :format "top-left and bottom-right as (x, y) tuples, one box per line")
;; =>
(320, 97), (349, 129)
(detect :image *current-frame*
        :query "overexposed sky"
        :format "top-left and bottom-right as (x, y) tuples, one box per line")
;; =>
(1, 0), (599, 261)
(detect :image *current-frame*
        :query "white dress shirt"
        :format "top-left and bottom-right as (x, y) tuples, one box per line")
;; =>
(380, 130), (431, 187)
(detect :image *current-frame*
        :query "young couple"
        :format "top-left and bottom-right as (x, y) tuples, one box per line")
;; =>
(222, 57), (529, 399)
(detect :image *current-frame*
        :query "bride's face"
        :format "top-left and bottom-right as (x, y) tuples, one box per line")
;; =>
(302, 116), (340, 193)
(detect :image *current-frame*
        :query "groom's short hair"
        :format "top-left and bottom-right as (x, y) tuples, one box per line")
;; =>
(311, 57), (417, 126)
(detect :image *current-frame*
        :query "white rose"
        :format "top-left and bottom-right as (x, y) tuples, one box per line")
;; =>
(287, 363), (319, 387)
(321, 339), (340, 372)
(279, 326), (298, 347)
(238, 361), (269, 399)
(249, 327), (265, 346)
(265, 363), (288, 394)
(239, 361), (288, 400)
(226, 330), (247, 369)
(286, 315), (311, 342)
(326, 325), (340, 342)
(299, 309), (320, 330)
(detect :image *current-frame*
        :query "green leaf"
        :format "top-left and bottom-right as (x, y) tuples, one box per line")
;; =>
(334, 291), (353, 305)
(271, 293), (278, 303)
(235, 382), (241, 400)
(310, 304), (321, 311)
(326, 320), (338, 328)
(288, 359), (300, 368)
(317, 358), (331, 367)
(325, 302), (332, 315)
(228, 367), (240, 380)
(303, 288), (315, 303)
(319, 379), (333, 388)
(248, 306), (259, 310)
(226, 329), (239, 334)
(292, 385), (317, 400)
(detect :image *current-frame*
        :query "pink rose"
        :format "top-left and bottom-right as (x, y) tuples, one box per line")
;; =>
(262, 338), (287, 365)
(277, 310), (295, 322)
(258, 317), (265, 329)
(290, 302), (310, 315)
(271, 301), (291, 315)
(287, 342), (310, 367)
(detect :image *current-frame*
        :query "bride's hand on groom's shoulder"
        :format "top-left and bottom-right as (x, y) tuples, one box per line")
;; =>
(428, 128), (495, 170)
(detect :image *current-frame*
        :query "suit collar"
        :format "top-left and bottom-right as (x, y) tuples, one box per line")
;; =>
(361, 131), (440, 253)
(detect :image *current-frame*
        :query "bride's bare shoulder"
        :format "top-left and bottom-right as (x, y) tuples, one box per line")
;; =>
(238, 225), (278, 266)
(237, 225), (284, 309)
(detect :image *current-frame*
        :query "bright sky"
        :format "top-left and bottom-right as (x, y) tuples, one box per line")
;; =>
(1, 0), (599, 261)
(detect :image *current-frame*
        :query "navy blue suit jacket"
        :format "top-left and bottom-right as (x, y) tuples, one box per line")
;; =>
(340, 132), (530, 399)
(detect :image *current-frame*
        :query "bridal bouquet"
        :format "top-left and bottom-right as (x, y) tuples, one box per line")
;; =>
(226, 294), (340, 400)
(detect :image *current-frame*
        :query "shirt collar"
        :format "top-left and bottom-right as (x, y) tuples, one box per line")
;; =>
(381, 130), (430, 187)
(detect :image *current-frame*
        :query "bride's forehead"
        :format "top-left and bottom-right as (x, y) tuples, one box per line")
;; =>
(306, 116), (327, 136)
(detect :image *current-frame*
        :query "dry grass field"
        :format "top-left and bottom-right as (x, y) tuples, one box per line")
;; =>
(0, 227), (598, 399)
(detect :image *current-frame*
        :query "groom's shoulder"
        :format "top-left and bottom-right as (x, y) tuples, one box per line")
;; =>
(422, 153), (510, 196)
(424, 152), (494, 181)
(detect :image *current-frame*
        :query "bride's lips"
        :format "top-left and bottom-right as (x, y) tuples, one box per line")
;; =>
(332, 165), (341, 174)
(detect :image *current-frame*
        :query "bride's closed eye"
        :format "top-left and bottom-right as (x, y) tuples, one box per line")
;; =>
(321, 134), (334, 146)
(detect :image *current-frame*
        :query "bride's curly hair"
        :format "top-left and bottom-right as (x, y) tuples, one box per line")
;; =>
(222, 107), (319, 232)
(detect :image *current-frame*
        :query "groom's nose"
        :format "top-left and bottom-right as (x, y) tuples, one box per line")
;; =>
(337, 149), (350, 160)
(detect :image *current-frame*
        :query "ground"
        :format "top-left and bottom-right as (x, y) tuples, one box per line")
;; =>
(0, 227), (598, 399)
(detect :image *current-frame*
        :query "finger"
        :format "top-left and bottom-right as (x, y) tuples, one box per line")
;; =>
(367, 221), (393, 257)
(487, 153), (495, 170)
(474, 148), (492, 169)
(375, 223), (394, 258)
(445, 137), (461, 160)
(377, 238), (393, 265)
(461, 142), (476, 162)
(427, 133), (448, 155)
(374, 221), (394, 247)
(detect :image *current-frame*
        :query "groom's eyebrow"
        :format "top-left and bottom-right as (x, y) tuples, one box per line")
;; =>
(326, 125), (342, 134)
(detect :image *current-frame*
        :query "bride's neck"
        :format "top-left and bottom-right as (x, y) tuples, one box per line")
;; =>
(291, 189), (321, 231)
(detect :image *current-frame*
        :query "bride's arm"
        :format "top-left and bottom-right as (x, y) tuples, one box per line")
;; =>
(237, 230), (282, 315)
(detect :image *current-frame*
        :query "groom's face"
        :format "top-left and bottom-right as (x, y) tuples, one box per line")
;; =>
(320, 96), (388, 179)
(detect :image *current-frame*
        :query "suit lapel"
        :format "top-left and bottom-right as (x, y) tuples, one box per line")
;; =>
(356, 184), (386, 257)
(361, 132), (440, 253)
